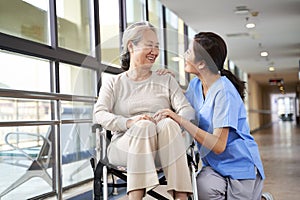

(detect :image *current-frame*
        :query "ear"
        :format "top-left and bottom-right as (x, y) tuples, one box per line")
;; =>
(196, 60), (206, 70)
(128, 41), (134, 53)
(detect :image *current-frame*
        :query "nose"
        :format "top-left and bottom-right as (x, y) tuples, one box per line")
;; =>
(150, 47), (159, 55)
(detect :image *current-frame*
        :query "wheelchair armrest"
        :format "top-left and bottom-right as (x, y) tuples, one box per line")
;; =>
(92, 123), (113, 141)
(92, 123), (102, 133)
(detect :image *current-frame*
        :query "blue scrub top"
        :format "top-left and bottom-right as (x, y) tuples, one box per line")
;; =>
(185, 76), (265, 180)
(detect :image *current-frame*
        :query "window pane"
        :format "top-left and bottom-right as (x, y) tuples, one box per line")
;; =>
(99, 0), (121, 67)
(177, 19), (186, 86)
(188, 27), (196, 80)
(0, 125), (53, 199)
(59, 63), (97, 96)
(0, 98), (52, 122)
(166, 9), (187, 86)
(188, 26), (196, 43)
(56, 0), (94, 55)
(0, 0), (49, 44)
(126, 0), (145, 26)
(148, 0), (165, 69)
(61, 122), (94, 187)
(61, 101), (94, 121)
(148, 0), (162, 27)
(0, 50), (50, 92)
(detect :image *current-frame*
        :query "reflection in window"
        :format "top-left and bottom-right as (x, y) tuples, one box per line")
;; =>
(99, 0), (121, 67)
(0, 0), (49, 44)
(0, 125), (53, 199)
(0, 50), (50, 92)
(56, 0), (94, 55)
(59, 63), (97, 96)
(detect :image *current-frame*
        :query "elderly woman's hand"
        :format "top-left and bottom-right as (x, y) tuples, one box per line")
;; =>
(153, 109), (183, 125)
(126, 114), (156, 129)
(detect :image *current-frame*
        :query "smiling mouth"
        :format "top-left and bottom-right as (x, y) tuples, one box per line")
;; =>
(147, 55), (156, 62)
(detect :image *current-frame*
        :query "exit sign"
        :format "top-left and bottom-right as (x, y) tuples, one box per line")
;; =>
(269, 79), (284, 86)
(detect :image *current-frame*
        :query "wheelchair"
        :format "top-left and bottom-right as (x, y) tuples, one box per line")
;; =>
(90, 123), (200, 200)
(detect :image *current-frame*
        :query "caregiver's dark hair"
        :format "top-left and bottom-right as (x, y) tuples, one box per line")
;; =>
(194, 32), (246, 101)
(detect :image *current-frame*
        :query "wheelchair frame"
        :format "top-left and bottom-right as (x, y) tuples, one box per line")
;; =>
(90, 124), (199, 200)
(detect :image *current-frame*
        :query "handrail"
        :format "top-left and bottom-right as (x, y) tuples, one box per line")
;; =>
(0, 119), (94, 127)
(0, 88), (97, 102)
(0, 88), (96, 127)
(248, 109), (275, 114)
(0, 121), (60, 127)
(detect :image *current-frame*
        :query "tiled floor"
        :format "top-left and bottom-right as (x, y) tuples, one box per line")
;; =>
(117, 121), (300, 200)
(47, 120), (300, 200)
(253, 121), (300, 200)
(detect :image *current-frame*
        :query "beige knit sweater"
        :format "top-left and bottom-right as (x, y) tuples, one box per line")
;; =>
(94, 72), (195, 134)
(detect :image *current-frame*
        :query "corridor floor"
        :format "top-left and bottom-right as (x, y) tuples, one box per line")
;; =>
(116, 121), (300, 200)
(253, 121), (300, 200)
(49, 121), (300, 200)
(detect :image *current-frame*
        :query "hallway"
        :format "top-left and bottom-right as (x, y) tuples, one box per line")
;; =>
(253, 121), (300, 200)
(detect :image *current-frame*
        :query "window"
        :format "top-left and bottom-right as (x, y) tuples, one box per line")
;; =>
(99, 0), (121, 67)
(126, 0), (146, 26)
(0, 0), (49, 44)
(165, 9), (186, 86)
(56, 0), (94, 55)
(148, 0), (165, 70)
(59, 63), (97, 96)
(0, 50), (50, 92)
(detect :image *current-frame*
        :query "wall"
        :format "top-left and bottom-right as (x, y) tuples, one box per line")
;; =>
(247, 75), (265, 131)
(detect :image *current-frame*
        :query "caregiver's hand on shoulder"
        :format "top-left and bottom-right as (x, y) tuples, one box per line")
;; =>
(156, 69), (175, 77)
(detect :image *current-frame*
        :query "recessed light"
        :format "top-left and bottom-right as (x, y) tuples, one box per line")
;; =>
(246, 23), (255, 29)
(268, 66), (275, 72)
(260, 51), (268, 57)
(171, 56), (181, 62)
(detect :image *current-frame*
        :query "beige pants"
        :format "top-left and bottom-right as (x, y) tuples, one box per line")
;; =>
(107, 118), (193, 195)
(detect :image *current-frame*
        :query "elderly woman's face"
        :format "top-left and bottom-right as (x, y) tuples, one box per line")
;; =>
(131, 29), (159, 68)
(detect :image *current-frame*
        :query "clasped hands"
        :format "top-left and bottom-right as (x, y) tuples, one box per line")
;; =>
(126, 109), (182, 129)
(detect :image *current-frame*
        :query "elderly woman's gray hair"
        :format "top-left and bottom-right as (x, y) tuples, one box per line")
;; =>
(121, 21), (157, 71)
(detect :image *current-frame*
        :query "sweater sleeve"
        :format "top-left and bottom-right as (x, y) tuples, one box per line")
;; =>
(168, 75), (195, 121)
(93, 76), (128, 132)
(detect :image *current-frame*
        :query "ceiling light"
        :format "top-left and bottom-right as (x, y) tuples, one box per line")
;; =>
(260, 51), (268, 57)
(246, 23), (255, 29)
(268, 66), (275, 72)
(171, 56), (181, 62)
(245, 17), (256, 29)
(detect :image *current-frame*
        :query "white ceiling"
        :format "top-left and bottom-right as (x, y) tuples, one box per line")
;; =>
(160, 0), (300, 87)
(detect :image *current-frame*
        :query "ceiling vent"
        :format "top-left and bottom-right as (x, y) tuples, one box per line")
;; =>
(226, 33), (250, 37)
(234, 6), (250, 15)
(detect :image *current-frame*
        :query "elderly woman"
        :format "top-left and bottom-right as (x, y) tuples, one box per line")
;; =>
(93, 21), (195, 200)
